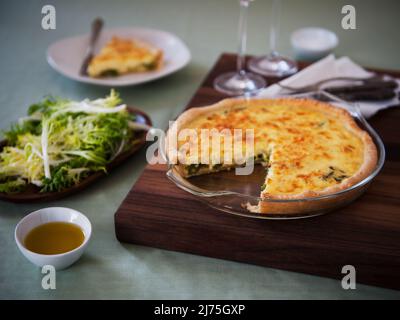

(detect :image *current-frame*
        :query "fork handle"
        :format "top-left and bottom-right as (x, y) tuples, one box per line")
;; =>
(325, 80), (398, 94)
(279, 76), (378, 91)
(314, 76), (380, 87)
(88, 18), (103, 52)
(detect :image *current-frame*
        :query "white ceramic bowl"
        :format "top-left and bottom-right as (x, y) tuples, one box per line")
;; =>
(15, 207), (92, 270)
(291, 27), (338, 61)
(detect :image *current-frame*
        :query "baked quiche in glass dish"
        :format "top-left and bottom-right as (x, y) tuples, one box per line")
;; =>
(166, 92), (384, 219)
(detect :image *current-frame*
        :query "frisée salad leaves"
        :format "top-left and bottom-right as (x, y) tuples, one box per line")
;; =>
(0, 90), (140, 193)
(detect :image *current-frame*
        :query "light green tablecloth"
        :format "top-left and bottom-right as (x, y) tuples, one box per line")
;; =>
(1, 0), (399, 299)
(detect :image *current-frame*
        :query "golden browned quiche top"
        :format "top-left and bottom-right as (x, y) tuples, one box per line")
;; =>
(167, 98), (377, 204)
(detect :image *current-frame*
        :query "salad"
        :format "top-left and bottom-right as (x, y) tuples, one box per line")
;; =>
(0, 90), (140, 193)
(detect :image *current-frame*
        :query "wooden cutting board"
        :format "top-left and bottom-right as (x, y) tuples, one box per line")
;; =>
(115, 53), (400, 290)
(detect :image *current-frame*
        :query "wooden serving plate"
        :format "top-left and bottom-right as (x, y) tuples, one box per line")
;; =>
(114, 53), (400, 290)
(0, 107), (152, 203)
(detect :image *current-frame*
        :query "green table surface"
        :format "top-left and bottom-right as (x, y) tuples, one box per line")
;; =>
(1, 0), (399, 299)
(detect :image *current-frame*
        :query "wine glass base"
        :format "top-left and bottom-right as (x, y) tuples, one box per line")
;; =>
(213, 71), (266, 96)
(248, 55), (298, 77)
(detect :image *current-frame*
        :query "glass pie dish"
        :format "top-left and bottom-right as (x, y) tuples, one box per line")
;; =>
(166, 91), (385, 220)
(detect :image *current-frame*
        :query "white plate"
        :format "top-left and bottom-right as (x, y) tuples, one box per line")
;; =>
(47, 27), (191, 86)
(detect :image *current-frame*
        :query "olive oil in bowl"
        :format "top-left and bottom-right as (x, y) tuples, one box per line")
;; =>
(24, 222), (85, 255)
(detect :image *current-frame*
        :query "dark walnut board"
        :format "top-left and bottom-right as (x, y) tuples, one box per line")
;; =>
(115, 53), (400, 290)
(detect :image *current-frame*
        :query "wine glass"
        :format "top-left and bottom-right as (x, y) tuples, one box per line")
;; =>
(213, 0), (266, 96)
(248, 0), (298, 77)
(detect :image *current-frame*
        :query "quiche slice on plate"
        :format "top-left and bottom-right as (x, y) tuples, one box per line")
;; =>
(166, 98), (378, 214)
(88, 36), (163, 77)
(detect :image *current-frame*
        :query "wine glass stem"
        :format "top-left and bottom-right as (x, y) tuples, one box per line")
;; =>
(269, 0), (281, 55)
(237, 0), (250, 75)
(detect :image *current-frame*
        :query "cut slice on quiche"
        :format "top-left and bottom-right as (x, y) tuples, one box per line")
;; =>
(166, 98), (378, 214)
(87, 36), (163, 77)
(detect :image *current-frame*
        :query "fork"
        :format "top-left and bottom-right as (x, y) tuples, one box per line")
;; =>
(79, 18), (104, 76)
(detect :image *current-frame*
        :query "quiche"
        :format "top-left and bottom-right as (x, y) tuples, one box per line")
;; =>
(166, 98), (378, 214)
(88, 36), (163, 77)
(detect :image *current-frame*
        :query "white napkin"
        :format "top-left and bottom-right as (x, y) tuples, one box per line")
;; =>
(258, 54), (400, 118)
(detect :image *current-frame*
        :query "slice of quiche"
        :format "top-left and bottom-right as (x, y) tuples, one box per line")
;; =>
(88, 36), (163, 77)
(166, 98), (378, 214)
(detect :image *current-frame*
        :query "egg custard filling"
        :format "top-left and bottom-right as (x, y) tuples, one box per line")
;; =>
(166, 98), (377, 213)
